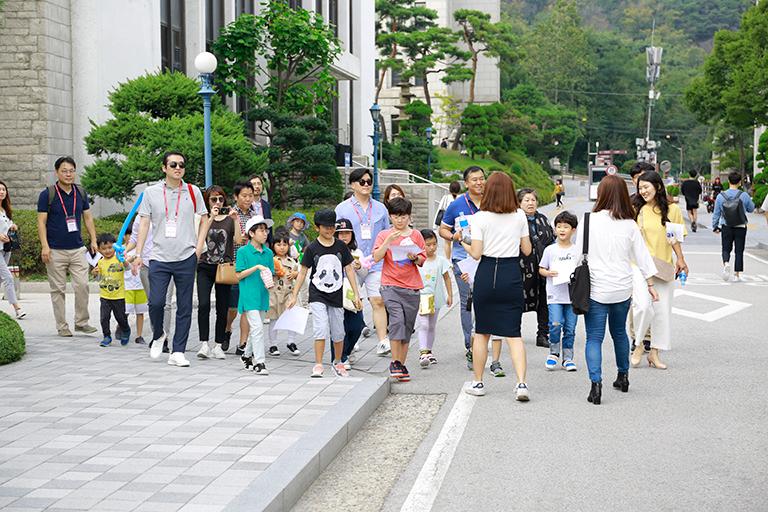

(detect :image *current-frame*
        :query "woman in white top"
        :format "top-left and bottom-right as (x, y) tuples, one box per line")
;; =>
(461, 172), (532, 400)
(0, 181), (25, 319)
(576, 175), (657, 405)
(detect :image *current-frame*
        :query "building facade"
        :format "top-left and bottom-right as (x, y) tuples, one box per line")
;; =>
(377, 0), (500, 144)
(0, 0), (375, 211)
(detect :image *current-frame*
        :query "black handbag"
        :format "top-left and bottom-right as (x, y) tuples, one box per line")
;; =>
(3, 230), (20, 253)
(569, 213), (590, 315)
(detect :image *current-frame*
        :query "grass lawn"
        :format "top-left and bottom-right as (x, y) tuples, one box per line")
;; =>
(436, 149), (504, 176)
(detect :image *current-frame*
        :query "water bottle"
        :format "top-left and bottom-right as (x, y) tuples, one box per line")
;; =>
(678, 271), (687, 286)
(457, 212), (469, 232)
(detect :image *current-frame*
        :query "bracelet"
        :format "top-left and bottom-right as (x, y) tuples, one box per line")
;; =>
(647, 284), (654, 287)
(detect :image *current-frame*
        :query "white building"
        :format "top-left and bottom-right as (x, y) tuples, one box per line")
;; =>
(377, 0), (500, 143)
(0, 0), (375, 211)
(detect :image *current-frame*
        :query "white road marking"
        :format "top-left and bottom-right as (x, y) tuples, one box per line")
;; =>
(672, 290), (751, 322)
(745, 251), (768, 266)
(400, 385), (477, 512)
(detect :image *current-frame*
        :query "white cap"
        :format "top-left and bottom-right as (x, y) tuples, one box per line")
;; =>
(244, 215), (274, 233)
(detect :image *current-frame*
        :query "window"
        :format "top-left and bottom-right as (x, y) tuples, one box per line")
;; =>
(315, 0), (322, 14)
(237, 77), (257, 139)
(414, 75), (424, 87)
(329, 0), (338, 36)
(205, 0), (225, 52)
(390, 68), (401, 87)
(236, 0), (255, 15)
(289, 0), (302, 9)
(161, 0), (185, 72)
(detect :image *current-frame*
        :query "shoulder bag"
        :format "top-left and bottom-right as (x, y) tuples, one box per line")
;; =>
(569, 213), (591, 315)
(215, 262), (239, 285)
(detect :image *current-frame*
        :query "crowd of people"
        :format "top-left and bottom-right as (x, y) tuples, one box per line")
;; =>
(0, 152), (765, 404)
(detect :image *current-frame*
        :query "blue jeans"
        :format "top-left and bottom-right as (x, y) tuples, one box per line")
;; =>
(584, 298), (631, 383)
(452, 260), (473, 350)
(149, 254), (197, 353)
(548, 303), (576, 361)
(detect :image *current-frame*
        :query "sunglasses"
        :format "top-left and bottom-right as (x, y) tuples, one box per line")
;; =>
(210, 196), (224, 203)
(167, 161), (186, 169)
(357, 179), (372, 186)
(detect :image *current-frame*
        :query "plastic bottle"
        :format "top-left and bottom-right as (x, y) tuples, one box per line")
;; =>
(457, 212), (469, 231)
(678, 271), (687, 286)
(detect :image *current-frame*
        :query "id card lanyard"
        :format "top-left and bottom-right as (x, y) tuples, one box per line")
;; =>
(55, 183), (79, 233)
(163, 182), (183, 238)
(352, 200), (373, 240)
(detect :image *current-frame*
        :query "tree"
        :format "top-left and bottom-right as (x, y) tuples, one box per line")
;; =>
(212, 2), (342, 206)
(81, 72), (266, 202)
(399, 26), (472, 108)
(383, 134), (437, 178)
(213, 4), (340, 117)
(460, 103), (507, 158)
(374, 0), (437, 103)
(454, 9), (519, 105)
(520, 0), (595, 108)
(398, 100), (433, 136)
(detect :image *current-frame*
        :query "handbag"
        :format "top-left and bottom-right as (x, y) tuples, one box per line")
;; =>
(569, 213), (591, 315)
(342, 278), (358, 312)
(434, 208), (445, 227)
(651, 256), (675, 282)
(215, 262), (239, 285)
(3, 230), (20, 253)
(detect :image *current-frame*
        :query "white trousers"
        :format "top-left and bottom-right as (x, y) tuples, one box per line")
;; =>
(632, 276), (674, 351)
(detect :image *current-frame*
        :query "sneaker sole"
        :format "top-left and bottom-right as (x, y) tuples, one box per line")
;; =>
(516, 393), (530, 402)
(465, 388), (486, 396)
(492, 371), (506, 377)
(311, 373), (323, 378)
(545, 364), (557, 371)
(197, 353), (209, 359)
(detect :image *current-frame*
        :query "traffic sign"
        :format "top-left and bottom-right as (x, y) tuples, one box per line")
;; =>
(606, 165), (618, 175)
(660, 160), (672, 173)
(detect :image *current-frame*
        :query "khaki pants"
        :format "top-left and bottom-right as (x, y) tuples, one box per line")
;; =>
(46, 247), (90, 332)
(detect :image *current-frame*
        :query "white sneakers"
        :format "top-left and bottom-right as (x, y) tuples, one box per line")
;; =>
(149, 334), (166, 359)
(465, 381), (486, 396)
(211, 345), (226, 359)
(376, 337), (391, 356)
(722, 262), (731, 282)
(197, 343), (210, 359)
(515, 383), (530, 402)
(167, 352), (190, 367)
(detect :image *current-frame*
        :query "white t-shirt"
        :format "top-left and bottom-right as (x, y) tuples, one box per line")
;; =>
(574, 210), (657, 304)
(471, 210), (529, 258)
(539, 243), (579, 304)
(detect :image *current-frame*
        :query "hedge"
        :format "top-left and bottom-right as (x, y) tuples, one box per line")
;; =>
(493, 150), (556, 205)
(0, 311), (25, 365)
(11, 207), (323, 277)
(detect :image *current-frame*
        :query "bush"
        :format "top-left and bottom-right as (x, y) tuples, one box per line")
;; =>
(494, 150), (556, 205)
(754, 184), (767, 209)
(667, 185), (680, 197)
(11, 209), (124, 276)
(0, 311), (25, 365)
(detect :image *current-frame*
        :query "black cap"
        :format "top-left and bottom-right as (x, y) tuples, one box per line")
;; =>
(314, 209), (337, 227)
(335, 218), (354, 232)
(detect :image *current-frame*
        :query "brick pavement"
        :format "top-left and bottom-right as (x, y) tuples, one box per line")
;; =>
(0, 294), (390, 511)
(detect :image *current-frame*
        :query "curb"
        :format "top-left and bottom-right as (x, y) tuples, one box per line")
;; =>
(224, 376), (391, 512)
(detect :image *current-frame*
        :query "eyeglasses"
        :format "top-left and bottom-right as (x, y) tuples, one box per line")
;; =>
(58, 169), (76, 175)
(357, 179), (372, 186)
(167, 161), (186, 169)
(210, 196), (224, 203)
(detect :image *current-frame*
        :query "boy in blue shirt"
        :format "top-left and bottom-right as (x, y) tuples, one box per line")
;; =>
(236, 215), (275, 375)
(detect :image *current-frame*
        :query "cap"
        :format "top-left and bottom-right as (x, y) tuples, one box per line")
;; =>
(314, 209), (337, 227)
(245, 215), (274, 233)
(335, 218), (354, 232)
(287, 212), (308, 230)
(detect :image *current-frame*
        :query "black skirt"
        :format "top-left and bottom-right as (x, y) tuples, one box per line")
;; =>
(472, 256), (524, 337)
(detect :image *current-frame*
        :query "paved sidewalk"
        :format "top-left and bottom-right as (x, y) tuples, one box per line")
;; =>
(0, 294), (389, 512)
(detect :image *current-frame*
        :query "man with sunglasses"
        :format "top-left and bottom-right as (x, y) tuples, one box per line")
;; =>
(133, 152), (208, 367)
(335, 168), (391, 355)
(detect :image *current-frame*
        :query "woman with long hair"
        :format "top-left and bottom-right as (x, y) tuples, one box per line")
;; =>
(0, 181), (25, 318)
(580, 175), (657, 405)
(195, 185), (242, 360)
(461, 171), (532, 400)
(383, 184), (406, 208)
(631, 171), (689, 369)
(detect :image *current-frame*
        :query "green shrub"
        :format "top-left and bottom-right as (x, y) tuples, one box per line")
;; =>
(667, 185), (680, 197)
(0, 311), (25, 365)
(754, 184), (767, 209)
(11, 209), (124, 276)
(494, 150), (555, 205)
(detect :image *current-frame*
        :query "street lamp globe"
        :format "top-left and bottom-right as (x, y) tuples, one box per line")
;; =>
(194, 52), (218, 74)
(369, 103), (381, 122)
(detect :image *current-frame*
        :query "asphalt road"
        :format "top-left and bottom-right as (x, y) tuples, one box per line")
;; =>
(296, 177), (768, 512)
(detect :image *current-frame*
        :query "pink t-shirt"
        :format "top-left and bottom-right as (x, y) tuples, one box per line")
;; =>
(374, 229), (427, 290)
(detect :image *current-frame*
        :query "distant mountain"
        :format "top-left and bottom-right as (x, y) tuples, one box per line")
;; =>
(502, 0), (752, 44)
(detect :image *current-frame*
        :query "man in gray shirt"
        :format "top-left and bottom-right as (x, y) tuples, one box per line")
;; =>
(132, 152), (207, 367)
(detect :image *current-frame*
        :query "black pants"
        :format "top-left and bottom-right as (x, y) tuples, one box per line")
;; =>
(101, 298), (129, 338)
(536, 281), (549, 338)
(556, 194), (563, 207)
(197, 262), (232, 343)
(331, 310), (364, 363)
(721, 225), (747, 272)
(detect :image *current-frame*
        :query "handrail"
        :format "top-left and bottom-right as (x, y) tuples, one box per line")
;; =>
(380, 169), (450, 191)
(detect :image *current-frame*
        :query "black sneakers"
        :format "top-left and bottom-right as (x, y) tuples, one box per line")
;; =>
(241, 355), (253, 370)
(268, 345), (280, 356)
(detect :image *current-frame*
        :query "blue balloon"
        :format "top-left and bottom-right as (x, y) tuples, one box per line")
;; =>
(113, 192), (144, 263)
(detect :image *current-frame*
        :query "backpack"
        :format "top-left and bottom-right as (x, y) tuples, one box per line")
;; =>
(720, 190), (747, 227)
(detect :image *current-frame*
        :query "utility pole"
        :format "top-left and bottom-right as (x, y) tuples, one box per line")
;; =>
(638, 19), (663, 166)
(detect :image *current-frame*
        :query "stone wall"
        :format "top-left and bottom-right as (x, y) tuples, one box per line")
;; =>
(0, 0), (73, 208)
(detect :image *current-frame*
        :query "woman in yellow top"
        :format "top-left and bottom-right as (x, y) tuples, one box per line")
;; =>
(631, 171), (689, 369)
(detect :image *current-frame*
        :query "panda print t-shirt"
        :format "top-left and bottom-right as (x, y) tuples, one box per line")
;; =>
(301, 238), (354, 308)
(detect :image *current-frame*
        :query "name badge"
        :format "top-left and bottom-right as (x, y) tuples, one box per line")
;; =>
(361, 223), (372, 240)
(165, 219), (177, 238)
(66, 216), (78, 233)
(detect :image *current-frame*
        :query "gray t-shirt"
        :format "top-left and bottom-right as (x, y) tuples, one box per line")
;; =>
(138, 180), (207, 262)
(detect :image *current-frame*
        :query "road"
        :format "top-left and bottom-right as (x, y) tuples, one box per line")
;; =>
(295, 176), (768, 512)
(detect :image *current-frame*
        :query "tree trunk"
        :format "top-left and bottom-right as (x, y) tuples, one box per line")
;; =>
(469, 53), (478, 105)
(375, 66), (388, 104)
(422, 73), (431, 108)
